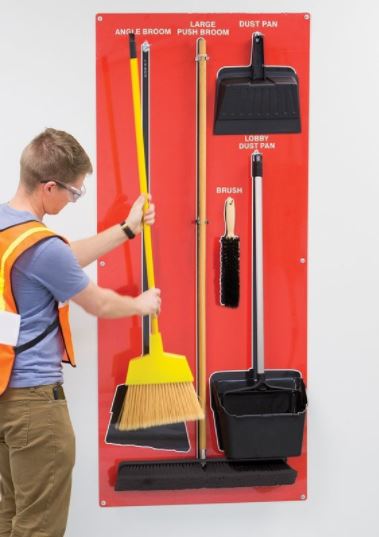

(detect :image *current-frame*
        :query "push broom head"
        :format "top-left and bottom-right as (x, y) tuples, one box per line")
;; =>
(118, 331), (204, 431)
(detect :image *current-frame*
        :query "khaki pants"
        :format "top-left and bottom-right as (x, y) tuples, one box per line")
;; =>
(0, 385), (75, 537)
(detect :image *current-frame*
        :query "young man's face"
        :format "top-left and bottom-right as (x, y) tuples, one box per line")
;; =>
(40, 175), (86, 214)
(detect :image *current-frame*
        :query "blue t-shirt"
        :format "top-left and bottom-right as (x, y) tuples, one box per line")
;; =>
(0, 203), (90, 387)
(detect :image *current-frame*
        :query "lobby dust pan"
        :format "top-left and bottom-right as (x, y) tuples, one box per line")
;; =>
(210, 153), (307, 460)
(214, 33), (301, 135)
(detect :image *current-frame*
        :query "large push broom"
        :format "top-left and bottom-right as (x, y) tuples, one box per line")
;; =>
(118, 34), (204, 431)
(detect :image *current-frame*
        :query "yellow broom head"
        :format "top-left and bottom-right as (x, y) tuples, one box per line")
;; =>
(117, 332), (204, 431)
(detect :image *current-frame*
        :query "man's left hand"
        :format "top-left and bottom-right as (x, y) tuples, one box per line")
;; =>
(124, 194), (155, 236)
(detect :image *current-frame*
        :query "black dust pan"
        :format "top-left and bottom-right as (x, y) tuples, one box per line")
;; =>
(105, 384), (190, 451)
(210, 153), (307, 461)
(214, 33), (301, 135)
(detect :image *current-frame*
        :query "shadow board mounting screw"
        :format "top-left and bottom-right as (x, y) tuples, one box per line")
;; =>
(300, 494), (306, 500)
(100, 500), (107, 506)
(97, 16), (103, 22)
(195, 217), (209, 225)
(99, 260), (106, 267)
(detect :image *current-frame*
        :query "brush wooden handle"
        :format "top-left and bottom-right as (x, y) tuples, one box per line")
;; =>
(197, 37), (207, 460)
(224, 197), (236, 238)
(129, 34), (158, 334)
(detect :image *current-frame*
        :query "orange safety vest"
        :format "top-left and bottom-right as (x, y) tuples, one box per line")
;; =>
(0, 220), (76, 395)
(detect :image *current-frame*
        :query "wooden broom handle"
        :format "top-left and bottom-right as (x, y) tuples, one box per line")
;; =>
(129, 34), (159, 335)
(224, 197), (236, 238)
(197, 37), (207, 460)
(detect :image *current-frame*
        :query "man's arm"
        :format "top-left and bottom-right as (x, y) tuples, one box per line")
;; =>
(70, 194), (155, 267)
(70, 224), (127, 268)
(71, 281), (161, 318)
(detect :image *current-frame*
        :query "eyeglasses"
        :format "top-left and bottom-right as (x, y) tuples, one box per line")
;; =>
(40, 180), (86, 202)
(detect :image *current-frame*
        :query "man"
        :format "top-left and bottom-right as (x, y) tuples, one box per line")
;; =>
(0, 128), (161, 537)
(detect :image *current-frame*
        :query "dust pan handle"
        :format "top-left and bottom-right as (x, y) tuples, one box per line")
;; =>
(252, 152), (264, 376)
(129, 33), (158, 334)
(251, 33), (265, 81)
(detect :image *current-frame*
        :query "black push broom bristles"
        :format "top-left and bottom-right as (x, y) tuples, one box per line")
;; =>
(115, 458), (297, 491)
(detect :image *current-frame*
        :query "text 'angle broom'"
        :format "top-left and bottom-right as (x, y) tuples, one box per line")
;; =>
(118, 34), (204, 431)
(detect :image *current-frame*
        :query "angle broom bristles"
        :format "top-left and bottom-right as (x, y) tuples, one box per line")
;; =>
(119, 382), (202, 431)
(117, 332), (204, 431)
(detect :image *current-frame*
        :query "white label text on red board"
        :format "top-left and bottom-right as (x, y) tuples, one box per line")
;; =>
(178, 20), (230, 36)
(239, 135), (276, 151)
(216, 187), (243, 194)
(239, 20), (279, 28)
(115, 28), (172, 35)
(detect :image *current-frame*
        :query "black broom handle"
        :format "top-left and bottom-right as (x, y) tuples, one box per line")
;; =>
(142, 41), (150, 355)
(252, 153), (265, 378)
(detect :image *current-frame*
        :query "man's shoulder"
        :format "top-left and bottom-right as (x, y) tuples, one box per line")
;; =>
(29, 234), (70, 261)
(0, 203), (39, 230)
(14, 234), (72, 276)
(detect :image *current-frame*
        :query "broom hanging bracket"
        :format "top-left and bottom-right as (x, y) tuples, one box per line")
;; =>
(195, 217), (209, 225)
(141, 41), (150, 52)
(195, 53), (209, 62)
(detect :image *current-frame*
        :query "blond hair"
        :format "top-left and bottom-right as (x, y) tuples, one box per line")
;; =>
(20, 128), (93, 191)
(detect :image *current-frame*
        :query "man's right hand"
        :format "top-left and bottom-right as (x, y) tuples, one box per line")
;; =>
(134, 288), (161, 316)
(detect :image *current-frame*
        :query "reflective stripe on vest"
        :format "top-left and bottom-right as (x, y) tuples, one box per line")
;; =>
(0, 221), (76, 395)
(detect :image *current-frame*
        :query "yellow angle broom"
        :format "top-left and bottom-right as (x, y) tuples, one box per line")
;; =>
(118, 34), (204, 431)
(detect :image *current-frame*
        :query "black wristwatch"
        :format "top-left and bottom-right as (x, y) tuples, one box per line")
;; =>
(120, 220), (136, 239)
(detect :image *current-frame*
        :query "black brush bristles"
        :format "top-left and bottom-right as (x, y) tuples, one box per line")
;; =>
(220, 235), (240, 307)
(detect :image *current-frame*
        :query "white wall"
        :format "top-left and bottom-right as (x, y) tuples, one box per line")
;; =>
(1, 0), (378, 536)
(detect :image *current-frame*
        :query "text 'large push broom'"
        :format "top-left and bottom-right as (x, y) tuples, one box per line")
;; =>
(118, 34), (204, 431)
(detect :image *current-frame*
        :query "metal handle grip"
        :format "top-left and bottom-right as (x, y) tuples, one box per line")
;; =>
(252, 152), (264, 376)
